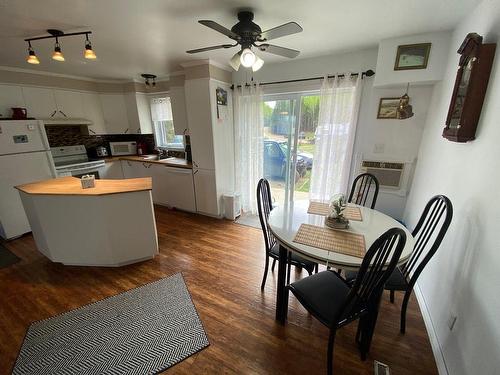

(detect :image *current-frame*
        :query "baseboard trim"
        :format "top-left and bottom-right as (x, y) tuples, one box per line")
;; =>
(414, 282), (448, 375)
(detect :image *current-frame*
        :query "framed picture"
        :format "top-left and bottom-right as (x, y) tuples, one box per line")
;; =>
(377, 97), (400, 119)
(394, 43), (431, 70)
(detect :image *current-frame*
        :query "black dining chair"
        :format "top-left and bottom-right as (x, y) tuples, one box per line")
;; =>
(288, 228), (406, 374)
(257, 178), (317, 290)
(348, 173), (379, 209)
(387, 195), (452, 333)
(345, 195), (453, 334)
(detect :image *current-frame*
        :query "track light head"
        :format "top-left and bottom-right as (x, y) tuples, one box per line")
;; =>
(52, 39), (65, 61)
(26, 42), (40, 64)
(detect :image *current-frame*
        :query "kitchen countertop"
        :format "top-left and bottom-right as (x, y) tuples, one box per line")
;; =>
(16, 176), (152, 196)
(100, 155), (192, 169)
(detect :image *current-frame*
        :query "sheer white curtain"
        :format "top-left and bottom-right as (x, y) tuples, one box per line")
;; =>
(309, 73), (362, 202)
(234, 84), (264, 214)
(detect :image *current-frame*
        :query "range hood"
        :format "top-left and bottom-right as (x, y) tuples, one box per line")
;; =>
(41, 118), (93, 126)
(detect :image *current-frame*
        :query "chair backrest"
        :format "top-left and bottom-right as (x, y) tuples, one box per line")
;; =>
(257, 178), (276, 253)
(338, 228), (406, 323)
(348, 173), (380, 209)
(401, 195), (453, 285)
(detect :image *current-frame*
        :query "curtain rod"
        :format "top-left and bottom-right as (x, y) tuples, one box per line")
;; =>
(230, 69), (375, 90)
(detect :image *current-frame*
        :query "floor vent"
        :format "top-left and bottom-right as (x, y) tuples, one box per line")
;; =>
(374, 360), (390, 375)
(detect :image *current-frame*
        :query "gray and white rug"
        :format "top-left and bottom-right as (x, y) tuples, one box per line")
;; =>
(13, 273), (209, 375)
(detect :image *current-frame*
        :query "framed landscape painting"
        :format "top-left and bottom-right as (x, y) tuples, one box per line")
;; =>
(394, 43), (431, 70)
(377, 97), (400, 119)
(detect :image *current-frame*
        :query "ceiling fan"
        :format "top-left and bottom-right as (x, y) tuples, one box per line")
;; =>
(186, 11), (303, 72)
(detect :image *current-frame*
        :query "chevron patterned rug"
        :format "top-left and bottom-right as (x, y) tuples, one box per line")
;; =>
(13, 273), (209, 375)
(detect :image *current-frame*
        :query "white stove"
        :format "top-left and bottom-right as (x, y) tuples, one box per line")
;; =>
(51, 145), (106, 178)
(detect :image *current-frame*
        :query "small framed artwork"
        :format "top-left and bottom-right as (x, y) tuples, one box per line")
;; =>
(394, 43), (431, 70)
(377, 97), (400, 119)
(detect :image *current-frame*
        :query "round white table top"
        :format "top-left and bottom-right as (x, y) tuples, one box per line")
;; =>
(268, 200), (414, 270)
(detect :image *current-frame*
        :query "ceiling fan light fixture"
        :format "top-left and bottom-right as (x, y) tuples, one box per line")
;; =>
(229, 51), (242, 71)
(26, 43), (40, 64)
(252, 55), (264, 72)
(52, 39), (65, 61)
(240, 48), (256, 68)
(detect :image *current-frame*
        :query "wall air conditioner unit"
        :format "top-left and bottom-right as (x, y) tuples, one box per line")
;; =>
(360, 160), (405, 189)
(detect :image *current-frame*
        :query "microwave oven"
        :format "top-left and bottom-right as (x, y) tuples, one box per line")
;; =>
(109, 141), (137, 156)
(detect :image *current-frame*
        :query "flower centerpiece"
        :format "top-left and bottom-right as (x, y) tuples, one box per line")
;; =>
(325, 193), (350, 229)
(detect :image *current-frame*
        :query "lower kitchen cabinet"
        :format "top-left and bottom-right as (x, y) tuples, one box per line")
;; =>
(120, 160), (196, 212)
(100, 161), (124, 179)
(193, 168), (218, 217)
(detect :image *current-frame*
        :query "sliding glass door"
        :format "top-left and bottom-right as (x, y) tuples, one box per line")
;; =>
(263, 91), (320, 204)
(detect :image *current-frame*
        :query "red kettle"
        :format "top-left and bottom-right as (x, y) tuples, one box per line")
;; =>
(11, 108), (28, 120)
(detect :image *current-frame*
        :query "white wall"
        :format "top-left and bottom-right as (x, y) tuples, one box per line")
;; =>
(374, 31), (451, 87)
(234, 48), (434, 219)
(403, 0), (500, 374)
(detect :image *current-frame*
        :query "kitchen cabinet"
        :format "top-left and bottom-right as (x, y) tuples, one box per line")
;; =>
(170, 86), (188, 135)
(125, 93), (153, 134)
(121, 159), (149, 178)
(150, 164), (196, 212)
(100, 93), (130, 134)
(193, 168), (218, 216)
(82, 92), (106, 134)
(0, 85), (26, 119)
(53, 90), (85, 118)
(100, 161), (124, 179)
(184, 79), (215, 170)
(22, 87), (58, 118)
(120, 160), (196, 212)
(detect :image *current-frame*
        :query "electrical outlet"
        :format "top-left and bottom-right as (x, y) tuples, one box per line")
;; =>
(448, 314), (457, 331)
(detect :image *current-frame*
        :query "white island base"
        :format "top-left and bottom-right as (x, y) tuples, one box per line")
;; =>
(17, 177), (158, 267)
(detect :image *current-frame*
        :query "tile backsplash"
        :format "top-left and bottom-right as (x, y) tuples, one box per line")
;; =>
(45, 125), (156, 154)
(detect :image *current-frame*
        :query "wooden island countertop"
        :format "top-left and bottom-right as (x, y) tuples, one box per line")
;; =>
(16, 176), (152, 196)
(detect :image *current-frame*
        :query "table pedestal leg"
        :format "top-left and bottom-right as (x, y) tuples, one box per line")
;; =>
(276, 244), (289, 324)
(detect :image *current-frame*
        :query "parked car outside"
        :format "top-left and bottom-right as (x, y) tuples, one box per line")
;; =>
(264, 140), (307, 181)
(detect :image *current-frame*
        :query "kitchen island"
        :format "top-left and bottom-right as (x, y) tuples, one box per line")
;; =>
(16, 176), (158, 267)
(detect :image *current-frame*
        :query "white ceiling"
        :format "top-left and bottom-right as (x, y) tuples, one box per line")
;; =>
(0, 0), (480, 81)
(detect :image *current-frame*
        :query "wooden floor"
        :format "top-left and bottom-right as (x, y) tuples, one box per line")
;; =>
(0, 206), (438, 374)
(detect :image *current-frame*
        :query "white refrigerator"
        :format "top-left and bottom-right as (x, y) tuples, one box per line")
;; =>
(0, 120), (56, 240)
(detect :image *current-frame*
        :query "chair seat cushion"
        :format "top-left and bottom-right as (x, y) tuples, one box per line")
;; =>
(384, 267), (408, 290)
(289, 270), (355, 327)
(270, 243), (316, 270)
(345, 267), (408, 291)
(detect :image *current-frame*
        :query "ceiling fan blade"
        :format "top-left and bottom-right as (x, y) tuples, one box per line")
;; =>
(186, 44), (235, 54)
(259, 22), (303, 42)
(199, 20), (240, 40)
(257, 44), (300, 58)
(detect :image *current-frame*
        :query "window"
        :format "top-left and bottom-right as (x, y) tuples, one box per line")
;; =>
(150, 97), (184, 149)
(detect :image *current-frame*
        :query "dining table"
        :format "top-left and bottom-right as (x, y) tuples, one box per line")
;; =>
(267, 200), (415, 323)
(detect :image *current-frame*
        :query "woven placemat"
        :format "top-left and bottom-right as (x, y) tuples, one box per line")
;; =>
(307, 201), (363, 221)
(293, 223), (366, 258)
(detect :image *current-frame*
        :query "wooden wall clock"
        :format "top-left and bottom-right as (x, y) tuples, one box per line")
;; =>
(443, 33), (496, 142)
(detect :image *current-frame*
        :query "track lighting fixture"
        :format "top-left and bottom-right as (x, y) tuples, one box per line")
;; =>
(26, 42), (40, 64)
(84, 33), (97, 59)
(141, 74), (157, 87)
(52, 38), (65, 62)
(24, 29), (96, 64)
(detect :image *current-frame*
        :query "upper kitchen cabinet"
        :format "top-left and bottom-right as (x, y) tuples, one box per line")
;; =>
(125, 92), (153, 134)
(82, 92), (106, 135)
(22, 87), (58, 118)
(0, 85), (25, 119)
(53, 90), (84, 118)
(99, 93), (130, 134)
(169, 86), (189, 135)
